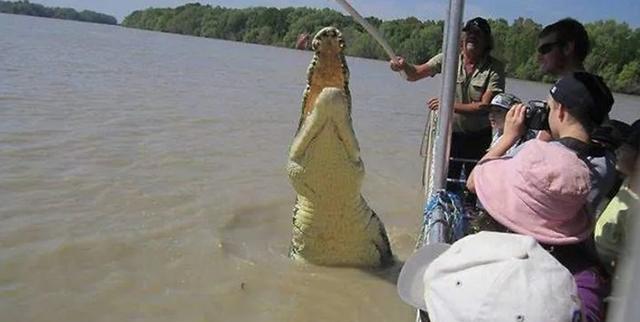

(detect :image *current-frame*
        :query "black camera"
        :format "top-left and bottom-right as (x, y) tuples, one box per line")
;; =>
(525, 100), (550, 130)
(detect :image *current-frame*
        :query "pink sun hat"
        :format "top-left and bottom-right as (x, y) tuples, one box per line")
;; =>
(474, 140), (592, 245)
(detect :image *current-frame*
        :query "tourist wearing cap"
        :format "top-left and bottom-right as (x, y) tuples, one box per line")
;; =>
(549, 72), (617, 218)
(465, 72), (615, 322)
(397, 231), (584, 322)
(488, 93), (536, 156)
(389, 17), (505, 190)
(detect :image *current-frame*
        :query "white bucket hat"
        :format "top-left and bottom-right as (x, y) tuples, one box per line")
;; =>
(397, 231), (583, 322)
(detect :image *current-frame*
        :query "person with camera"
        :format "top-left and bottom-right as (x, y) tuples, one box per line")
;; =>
(465, 72), (614, 322)
(389, 17), (505, 190)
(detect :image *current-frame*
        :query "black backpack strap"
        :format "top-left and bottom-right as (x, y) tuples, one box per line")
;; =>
(555, 137), (605, 158)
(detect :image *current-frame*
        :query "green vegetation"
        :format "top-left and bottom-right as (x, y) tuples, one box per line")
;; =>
(0, 0), (117, 25)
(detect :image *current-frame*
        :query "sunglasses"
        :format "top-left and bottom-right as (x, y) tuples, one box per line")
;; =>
(537, 41), (562, 54)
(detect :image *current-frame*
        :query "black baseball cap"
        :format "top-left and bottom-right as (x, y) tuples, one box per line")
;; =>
(549, 72), (614, 126)
(463, 17), (491, 36)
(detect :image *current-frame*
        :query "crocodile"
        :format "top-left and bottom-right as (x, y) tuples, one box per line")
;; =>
(286, 27), (393, 267)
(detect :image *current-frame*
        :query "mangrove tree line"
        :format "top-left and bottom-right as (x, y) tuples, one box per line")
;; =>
(0, 0), (117, 25)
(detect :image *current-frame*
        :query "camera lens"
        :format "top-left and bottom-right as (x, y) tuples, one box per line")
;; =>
(525, 100), (550, 131)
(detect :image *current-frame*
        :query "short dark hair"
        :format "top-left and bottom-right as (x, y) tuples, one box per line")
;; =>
(565, 98), (598, 133)
(539, 18), (590, 62)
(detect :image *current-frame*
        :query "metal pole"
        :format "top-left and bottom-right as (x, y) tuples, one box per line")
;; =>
(425, 0), (464, 246)
(422, 0), (452, 195)
(432, 0), (463, 192)
(415, 3), (465, 320)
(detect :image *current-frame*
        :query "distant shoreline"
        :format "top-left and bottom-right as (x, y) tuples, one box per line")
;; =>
(0, 0), (117, 25)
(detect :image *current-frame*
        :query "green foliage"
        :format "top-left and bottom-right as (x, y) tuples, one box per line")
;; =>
(616, 60), (640, 93)
(585, 21), (635, 71)
(0, 0), (117, 24)
(492, 18), (541, 75)
(346, 28), (385, 59)
(514, 56), (543, 80)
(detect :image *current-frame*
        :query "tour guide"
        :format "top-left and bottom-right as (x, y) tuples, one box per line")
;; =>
(390, 17), (505, 187)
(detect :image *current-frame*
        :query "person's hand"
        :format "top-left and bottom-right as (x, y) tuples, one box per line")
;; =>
(427, 97), (440, 111)
(503, 103), (527, 141)
(389, 56), (406, 72)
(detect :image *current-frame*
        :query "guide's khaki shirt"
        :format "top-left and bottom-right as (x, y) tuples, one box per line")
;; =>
(426, 53), (506, 133)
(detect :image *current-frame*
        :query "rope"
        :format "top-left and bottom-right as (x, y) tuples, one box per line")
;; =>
(417, 190), (466, 246)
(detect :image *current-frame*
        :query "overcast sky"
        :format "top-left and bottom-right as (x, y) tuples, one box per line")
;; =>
(29, 0), (640, 28)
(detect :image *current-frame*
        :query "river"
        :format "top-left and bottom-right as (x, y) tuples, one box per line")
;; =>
(1, 13), (638, 322)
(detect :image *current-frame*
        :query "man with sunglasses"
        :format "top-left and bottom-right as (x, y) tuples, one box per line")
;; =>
(537, 18), (590, 77)
(389, 17), (505, 191)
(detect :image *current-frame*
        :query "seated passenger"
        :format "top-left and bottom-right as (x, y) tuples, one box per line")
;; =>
(594, 119), (640, 273)
(466, 72), (615, 322)
(397, 231), (584, 322)
(487, 93), (536, 155)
